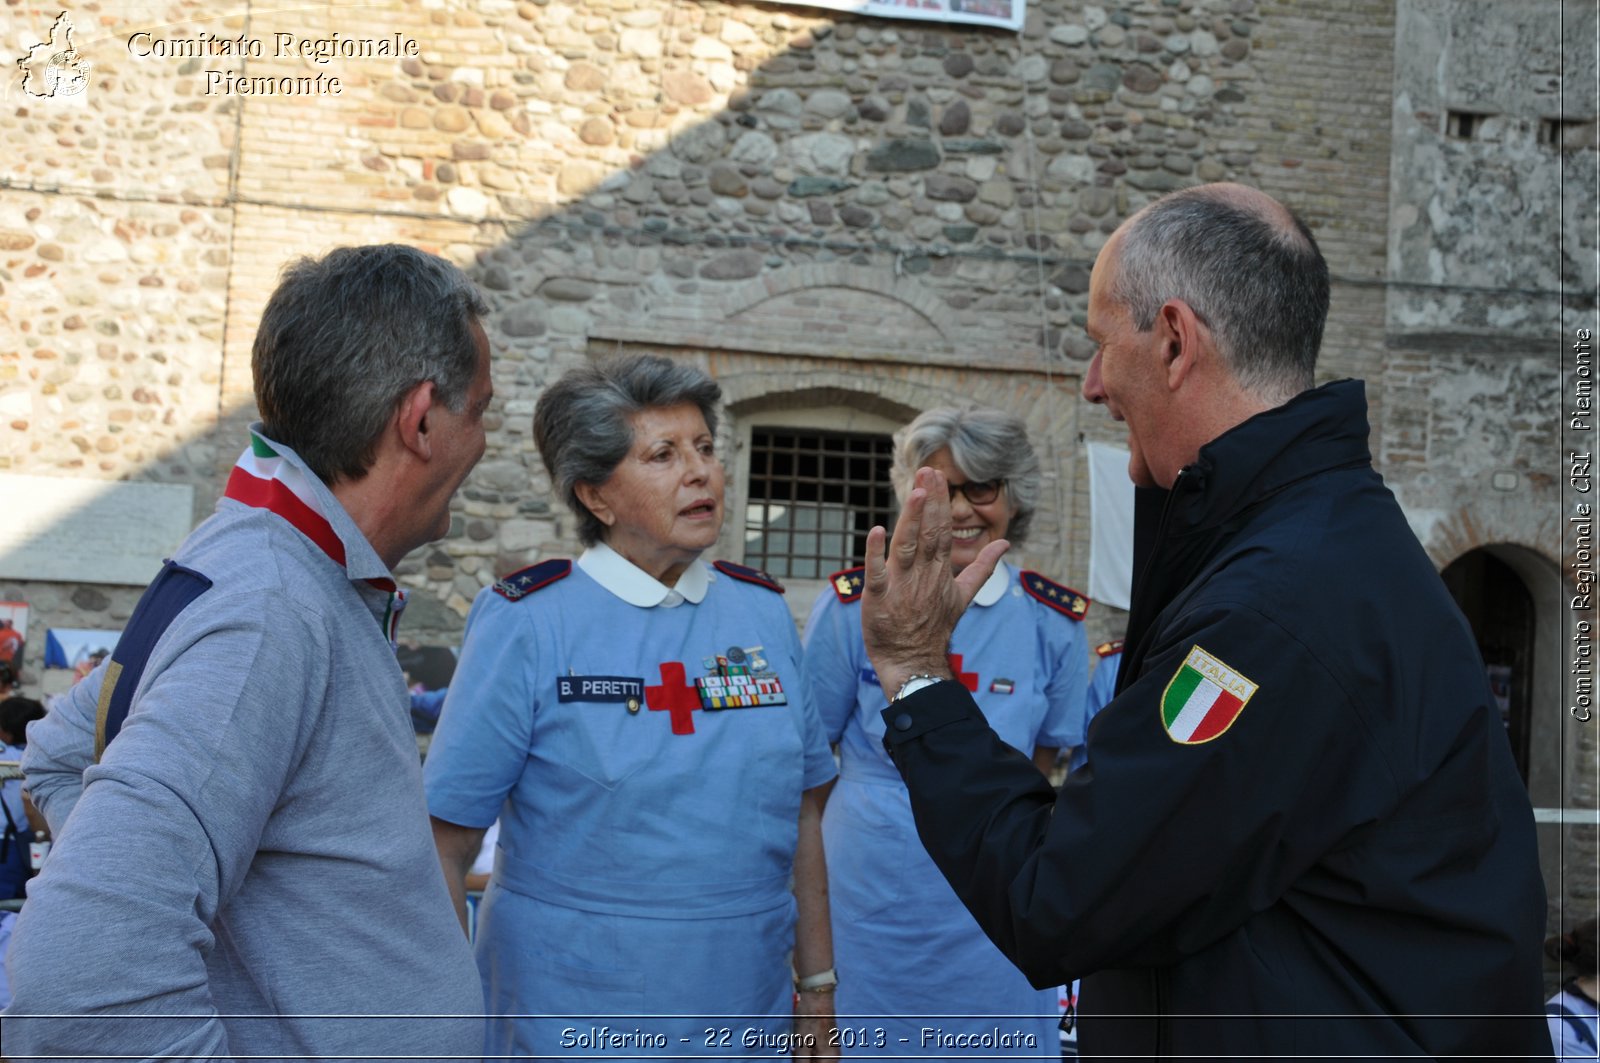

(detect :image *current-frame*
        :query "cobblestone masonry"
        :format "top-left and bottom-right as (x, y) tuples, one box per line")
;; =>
(0, 0), (1593, 921)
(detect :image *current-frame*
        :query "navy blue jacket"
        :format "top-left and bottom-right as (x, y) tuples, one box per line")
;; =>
(881, 380), (1549, 1060)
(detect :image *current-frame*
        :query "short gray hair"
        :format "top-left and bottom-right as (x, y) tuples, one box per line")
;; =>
(891, 406), (1041, 549)
(253, 244), (488, 484)
(534, 354), (722, 547)
(1113, 187), (1328, 402)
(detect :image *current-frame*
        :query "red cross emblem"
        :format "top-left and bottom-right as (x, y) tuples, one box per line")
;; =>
(948, 653), (979, 692)
(646, 661), (701, 735)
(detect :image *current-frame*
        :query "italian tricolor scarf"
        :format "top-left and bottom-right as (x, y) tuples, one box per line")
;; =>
(224, 433), (407, 643)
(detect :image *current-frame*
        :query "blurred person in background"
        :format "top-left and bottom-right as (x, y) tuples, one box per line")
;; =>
(0, 696), (46, 900)
(0, 619), (22, 671)
(1066, 637), (1121, 774)
(801, 405), (1088, 1055)
(1547, 919), (1598, 1061)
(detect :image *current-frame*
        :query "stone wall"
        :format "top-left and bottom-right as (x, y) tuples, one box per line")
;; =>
(1380, 0), (1589, 558)
(1, 2), (1590, 923)
(7, 0), (1336, 654)
(1382, 0), (1599, 936)
(0, 0), (1571, 617)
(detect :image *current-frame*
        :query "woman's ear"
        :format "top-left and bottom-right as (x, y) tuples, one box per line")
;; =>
(573, 481), (616, 528)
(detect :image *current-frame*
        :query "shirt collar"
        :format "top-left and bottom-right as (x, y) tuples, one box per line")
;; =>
(578, 541), (709, 608)
(225, 424), (405, 638)
(971, 561), (1010, 608)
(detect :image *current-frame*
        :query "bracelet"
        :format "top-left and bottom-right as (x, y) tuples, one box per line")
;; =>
(794, 968), (838, 993)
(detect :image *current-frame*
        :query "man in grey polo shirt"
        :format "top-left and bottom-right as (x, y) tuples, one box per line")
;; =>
(6, 245), (493, 1059)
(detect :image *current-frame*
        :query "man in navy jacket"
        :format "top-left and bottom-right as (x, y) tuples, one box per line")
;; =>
(859, 184), (1550, 1061)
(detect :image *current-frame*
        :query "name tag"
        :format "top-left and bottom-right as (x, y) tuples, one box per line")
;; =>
(557, 675), (645, 710)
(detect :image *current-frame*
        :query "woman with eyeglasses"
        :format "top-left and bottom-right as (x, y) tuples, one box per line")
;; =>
(801, 406), (1089, 1057)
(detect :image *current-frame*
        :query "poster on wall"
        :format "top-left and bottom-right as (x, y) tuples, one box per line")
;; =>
(0, 601), (28, 673)
(786, 0), (1024, 32)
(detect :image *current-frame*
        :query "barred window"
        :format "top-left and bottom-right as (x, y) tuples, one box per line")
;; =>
(1540, 116), (1596, 151)
(743, 427), (897, 580)
(1445, 110), (1482, 140)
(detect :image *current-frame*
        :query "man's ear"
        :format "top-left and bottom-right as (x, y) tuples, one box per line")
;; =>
(573, 481), (616, 528)
(396, 380), (437, 461)
(1156, 299), (1207, 392)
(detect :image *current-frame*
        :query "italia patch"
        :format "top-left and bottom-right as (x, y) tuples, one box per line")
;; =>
(1160, 645), (1257, 745)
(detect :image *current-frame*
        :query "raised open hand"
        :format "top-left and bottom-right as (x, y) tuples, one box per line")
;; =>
(860, 466), (1009, 698)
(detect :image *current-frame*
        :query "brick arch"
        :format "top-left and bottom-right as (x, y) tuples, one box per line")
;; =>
(716, 264), (959, 346)
(1432, 539), (1569, 846)
(723, 383), (919, 424)
(1432, 537), (1563, 583)
(709, 363), (981, 422)
(1422, 502), (1563, 581)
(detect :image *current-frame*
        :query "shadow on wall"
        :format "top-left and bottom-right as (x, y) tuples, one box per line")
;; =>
(2, 0), (1349, 658)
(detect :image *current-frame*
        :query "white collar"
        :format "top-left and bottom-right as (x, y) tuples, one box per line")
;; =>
(578, 542), (709, 608)
(971, 562), (1010, 608)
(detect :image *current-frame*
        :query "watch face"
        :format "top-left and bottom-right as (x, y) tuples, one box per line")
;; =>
(893, 676), (941, 701)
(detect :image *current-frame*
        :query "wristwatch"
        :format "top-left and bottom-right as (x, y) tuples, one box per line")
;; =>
(891, 674), (944, 702)
(794, 968), (838, 993)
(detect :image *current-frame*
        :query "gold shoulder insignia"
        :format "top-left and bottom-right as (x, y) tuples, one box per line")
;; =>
(1021, 571), (1089, 621)
(828, 566), (866, 603)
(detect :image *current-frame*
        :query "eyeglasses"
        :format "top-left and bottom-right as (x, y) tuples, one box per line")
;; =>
(948, 479), (1004, 505)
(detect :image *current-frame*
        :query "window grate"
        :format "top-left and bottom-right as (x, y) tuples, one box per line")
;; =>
(744, 427), (897, 581)
(1445, 110), (1485, 140)
(1540, 116), (1596, 151)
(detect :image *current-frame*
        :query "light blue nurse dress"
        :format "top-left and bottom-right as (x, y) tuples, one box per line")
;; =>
(1069, 639), (1123, 772)
(425, 545), (837, 1059)
(801, 562), (1087, 1057)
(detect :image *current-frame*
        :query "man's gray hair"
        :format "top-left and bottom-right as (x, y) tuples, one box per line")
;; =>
(1112, 187), (1329, 402)
(891, 405), (1041, 549)
(534, 354), (722, 547)
(253, 244), (488, 483)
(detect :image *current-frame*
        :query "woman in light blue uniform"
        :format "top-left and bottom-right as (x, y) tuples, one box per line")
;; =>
(1546, 919), (1599, 1063)
(802, 407), (1088, 1056)
(426, 356), (838, 1060)
(1068, 637), (1123, 773)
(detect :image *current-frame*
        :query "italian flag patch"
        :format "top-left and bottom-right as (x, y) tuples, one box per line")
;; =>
(1160, 645), (1258, 744)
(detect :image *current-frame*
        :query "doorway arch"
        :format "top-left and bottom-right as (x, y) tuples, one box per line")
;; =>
(1440, 544), (1564, 801)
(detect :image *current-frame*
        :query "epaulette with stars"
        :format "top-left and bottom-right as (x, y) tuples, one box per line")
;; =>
(1021, 571), (1090, 621)
(1096, 637), (1125, 658)
(828, 565), (865, 603)
(492, 559), (572, 602)
(713, 560), (785, 593)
